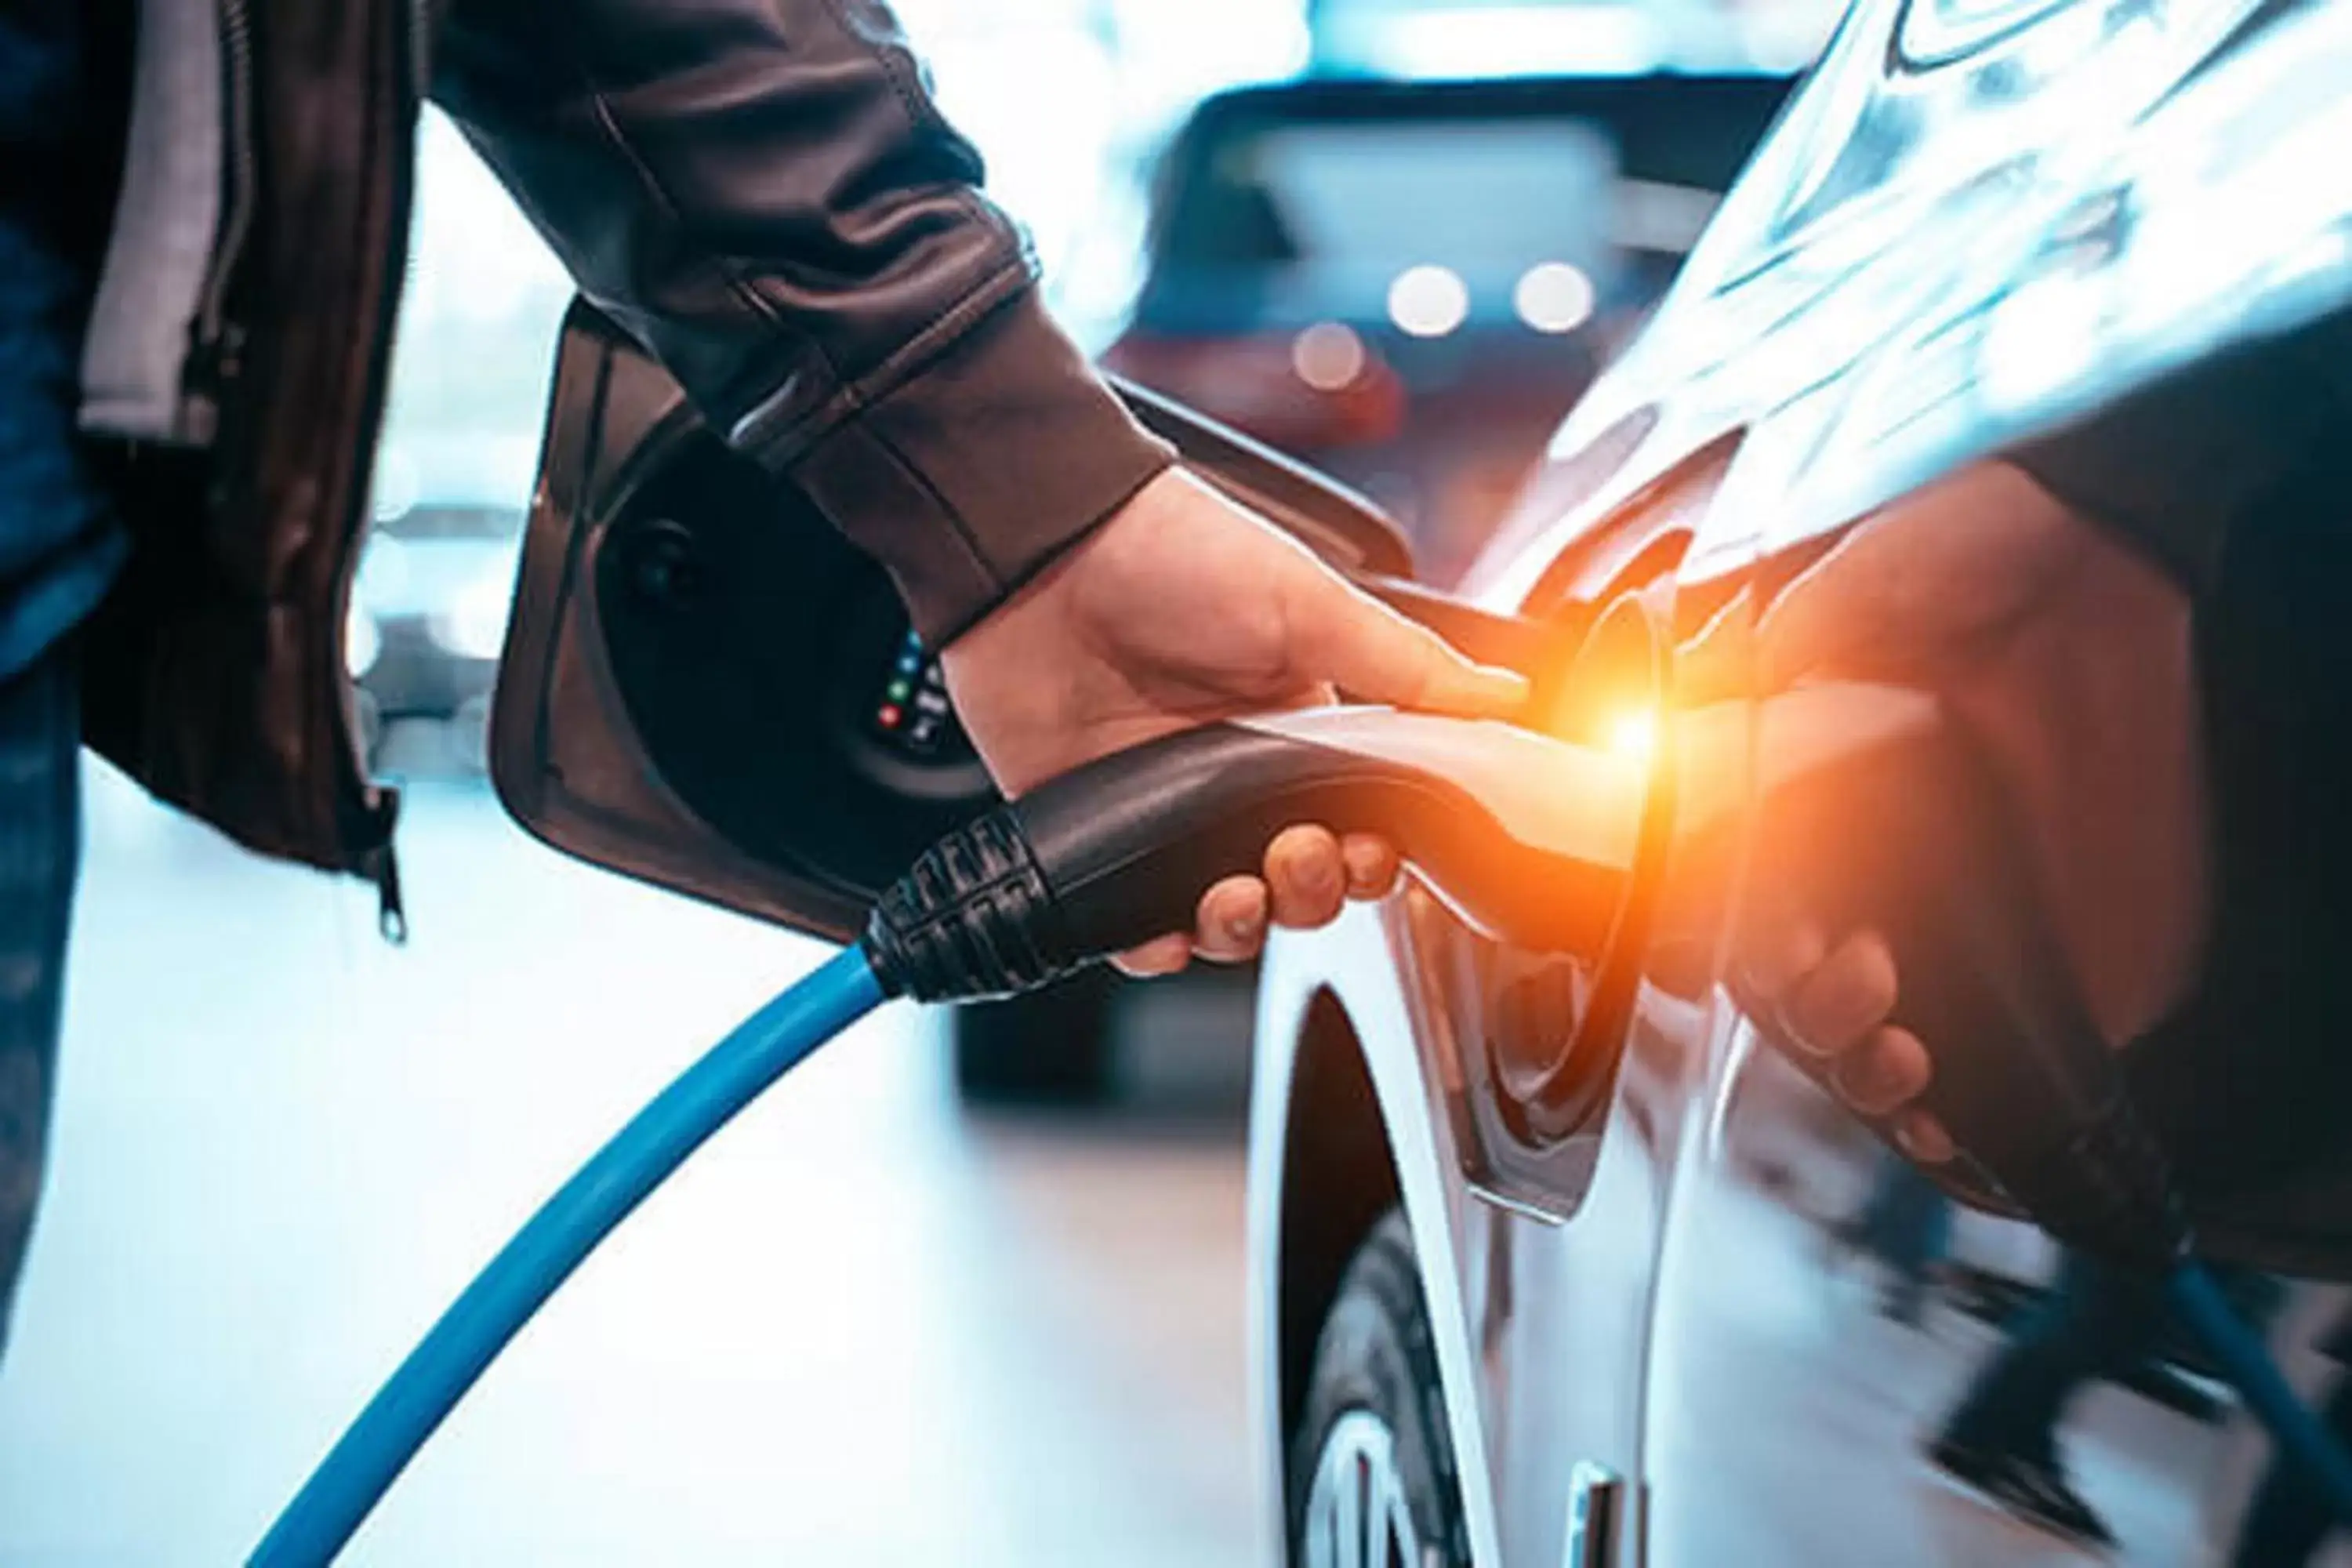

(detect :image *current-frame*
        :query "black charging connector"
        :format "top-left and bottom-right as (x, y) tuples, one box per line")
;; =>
(862, 710), (1646, 1003)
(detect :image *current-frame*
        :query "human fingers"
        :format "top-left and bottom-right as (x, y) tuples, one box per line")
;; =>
(1111, 931), (1194, 978)
(1265, 823), (1348, 930)
(1341, 833), (1401, 900)
(1192, 876), (1269, 964)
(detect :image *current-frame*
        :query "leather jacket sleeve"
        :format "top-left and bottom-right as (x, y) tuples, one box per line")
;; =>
(430, 0), (1172, 642)
(2011, 301), (2352, 597)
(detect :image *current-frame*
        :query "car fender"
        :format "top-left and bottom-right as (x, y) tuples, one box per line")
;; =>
(1247, 900), (1507, 1567)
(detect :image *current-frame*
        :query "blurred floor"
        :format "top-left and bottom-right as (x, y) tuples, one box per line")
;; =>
(0, 766), (1259, 1566)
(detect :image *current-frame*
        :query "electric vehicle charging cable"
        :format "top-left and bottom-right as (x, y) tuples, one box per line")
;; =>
(252, 946), (887, 1564)
(251, 706), (2352, 1563)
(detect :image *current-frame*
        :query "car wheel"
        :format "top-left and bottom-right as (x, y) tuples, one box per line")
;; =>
(1290, 1209), (1470, 1568)
(951, 967), (1118, 1105)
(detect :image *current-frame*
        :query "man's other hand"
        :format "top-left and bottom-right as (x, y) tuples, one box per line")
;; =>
(943, 467), (1527, 975)
(1681, 462), (2206, 1162)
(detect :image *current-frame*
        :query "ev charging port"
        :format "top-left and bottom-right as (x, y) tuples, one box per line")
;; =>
(1483, 591), (1676, 1148)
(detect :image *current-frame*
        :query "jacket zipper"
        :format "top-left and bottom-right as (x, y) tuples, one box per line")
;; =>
(343, 0), (425, 944)
(184, 0), (260, 441)
(204, 0), (419, 940)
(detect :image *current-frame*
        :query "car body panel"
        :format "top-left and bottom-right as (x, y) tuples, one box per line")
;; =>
(1252, 0), (2352, 1562)
(1474, 0), (2352, 618)
(1253, 907), (1511, 1564)
(1639, 1017), (2352, 1566)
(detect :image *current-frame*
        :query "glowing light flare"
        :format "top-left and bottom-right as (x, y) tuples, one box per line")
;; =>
(1606, 708), (1660, 768)
(1980, 265), (2107, 412)
(1514, 261), (1595, 335)
(1290, 321), (1367, 390)
(1387, 264), (1470, 338)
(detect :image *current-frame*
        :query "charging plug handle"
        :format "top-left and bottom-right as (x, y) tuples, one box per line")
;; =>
(861, 717), (1635, 1003)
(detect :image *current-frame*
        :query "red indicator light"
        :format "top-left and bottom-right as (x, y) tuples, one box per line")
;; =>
(877, 705), (902, 728)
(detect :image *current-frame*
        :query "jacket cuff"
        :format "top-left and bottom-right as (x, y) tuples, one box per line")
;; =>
(2011, 305), (2352, 597)
(776, 288), (1174, 644)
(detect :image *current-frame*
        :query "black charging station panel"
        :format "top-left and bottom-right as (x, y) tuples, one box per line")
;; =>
(492, 303), (1001, 942)
(593, 430), (998, 905)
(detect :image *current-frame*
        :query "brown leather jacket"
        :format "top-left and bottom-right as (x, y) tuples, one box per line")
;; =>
(83, 0), (1171, 920)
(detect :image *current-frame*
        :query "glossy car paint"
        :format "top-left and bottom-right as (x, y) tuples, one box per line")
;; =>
(1248, 0), (2352, 1562)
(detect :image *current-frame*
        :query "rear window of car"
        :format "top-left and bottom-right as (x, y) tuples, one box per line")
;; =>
(1140, 76), (1791, 328)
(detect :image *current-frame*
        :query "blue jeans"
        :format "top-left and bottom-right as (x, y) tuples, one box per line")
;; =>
(0, 0), (129, 684)
(1939, 1254), (2169, 1468)
(0, 0), (125, 1351)
(0, 648), (80, 1353)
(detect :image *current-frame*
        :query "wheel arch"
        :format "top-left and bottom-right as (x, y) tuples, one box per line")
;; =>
(1249, 911), (1507, 1566)
(1275, 989), (1403, 1445)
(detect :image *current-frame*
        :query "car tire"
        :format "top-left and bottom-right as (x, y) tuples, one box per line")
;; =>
(951, 967), (1118, 1105)
(1290, 1208), (1471, 1568)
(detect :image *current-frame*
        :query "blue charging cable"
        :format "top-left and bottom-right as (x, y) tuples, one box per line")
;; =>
(250, 945), (886, 1566)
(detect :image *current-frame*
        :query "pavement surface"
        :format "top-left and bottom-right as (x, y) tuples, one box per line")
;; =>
(0, 765), (1259, 1566)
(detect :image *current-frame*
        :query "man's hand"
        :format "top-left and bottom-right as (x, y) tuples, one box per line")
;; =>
(943, 467), (1527, 975)
(1682, 462), (2207, 1160)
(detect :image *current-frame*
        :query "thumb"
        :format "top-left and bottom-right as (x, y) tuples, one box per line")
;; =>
(1290, 574), (1530, 718)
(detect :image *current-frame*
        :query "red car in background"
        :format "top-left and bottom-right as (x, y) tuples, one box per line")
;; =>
(1103, 74), (1790, 586)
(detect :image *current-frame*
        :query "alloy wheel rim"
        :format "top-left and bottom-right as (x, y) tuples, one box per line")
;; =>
(1304, 1408), (1426, 1568)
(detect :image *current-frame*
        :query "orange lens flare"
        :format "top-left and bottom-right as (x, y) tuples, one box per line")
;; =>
(1606, 709), (1661, 765)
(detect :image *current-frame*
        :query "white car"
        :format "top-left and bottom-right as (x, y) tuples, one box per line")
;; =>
(1245, 0), (2352, 1561)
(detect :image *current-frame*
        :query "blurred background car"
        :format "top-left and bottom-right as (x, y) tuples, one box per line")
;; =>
(347, 501), (515, 777)
(1102, 72), (1789, 583)
(347, 112), (572, 782)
